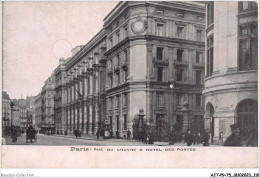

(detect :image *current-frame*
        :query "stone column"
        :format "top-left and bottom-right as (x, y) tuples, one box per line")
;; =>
(94, 101), (99, 134)
(79, 103), (82, 132)
(66, 107), (69, 133)
(83, 103), (87, 134)
(89, 103), (93, 135)
(75, 104), (78, 130)
(71, 105), (75, 132)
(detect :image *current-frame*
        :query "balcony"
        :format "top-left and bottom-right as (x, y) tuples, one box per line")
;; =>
(193, 63), (204, 69)
(174, 60), (188, 68)
(153, 57), (169, 66)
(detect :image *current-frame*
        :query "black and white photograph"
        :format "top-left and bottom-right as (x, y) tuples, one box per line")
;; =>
(1, 0), (258, 172)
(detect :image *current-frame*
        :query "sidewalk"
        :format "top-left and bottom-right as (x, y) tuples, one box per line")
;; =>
(51, 133), (140, 143)
(44, 134), (221, 147)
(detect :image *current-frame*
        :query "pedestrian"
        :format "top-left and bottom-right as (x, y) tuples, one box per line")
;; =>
(11, 129), (18, 143)
(74, 130), (78, 138)
(116, 130), (119, 139)
(96, 129), (100, 140)
(202, 130), (210, 146)
(146, 134), (149, 144)
(127, 129), (131, 140)
(184, 130), (193, 146)
(109, 130), (113, 139)
(195, 132), (202, 145)
(218, 132), (224, 146)
(149, 131), (154, 144)
(224, 124), (243, 146)
(246, 129), (258, 147)
(169, 129), (175, 145)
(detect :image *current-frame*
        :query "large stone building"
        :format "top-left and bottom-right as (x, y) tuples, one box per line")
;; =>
(19, 107), (27, 131)
(41, 74), (55, 133)
(34, 93), (42, 129)
(203, 1), (258, 143)
(53, 1), (206, 139)
(2, 91), (11, 128)
(54, 58), (67, 134)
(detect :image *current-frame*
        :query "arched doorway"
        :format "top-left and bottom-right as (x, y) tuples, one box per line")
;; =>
(236, 99), (258, 140)
(205, 103), (214, 143)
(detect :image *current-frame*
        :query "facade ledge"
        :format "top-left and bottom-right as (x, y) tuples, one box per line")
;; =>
(174, 61), (188, 68)
(153, 59), (169, 66)
(193, 63), (204, 69)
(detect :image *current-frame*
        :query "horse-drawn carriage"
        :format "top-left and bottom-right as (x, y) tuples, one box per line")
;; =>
(26, 126), (37, 143)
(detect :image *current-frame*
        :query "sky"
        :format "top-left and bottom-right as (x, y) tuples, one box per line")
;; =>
(3, 1), (118, 99)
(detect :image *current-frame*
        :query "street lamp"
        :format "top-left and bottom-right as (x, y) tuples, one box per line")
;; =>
(137, 108), (145, 131)
(181, 101), (190, 132)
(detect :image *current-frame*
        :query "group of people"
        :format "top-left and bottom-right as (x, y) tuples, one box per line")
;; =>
(184, 130), (210, 146)
(136, 130), (155, 144)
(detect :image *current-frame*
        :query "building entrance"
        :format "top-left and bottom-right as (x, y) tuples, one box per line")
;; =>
(236, 99), (258, 143)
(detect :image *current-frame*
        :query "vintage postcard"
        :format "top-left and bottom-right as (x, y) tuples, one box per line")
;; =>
(1, 0), (258, 173)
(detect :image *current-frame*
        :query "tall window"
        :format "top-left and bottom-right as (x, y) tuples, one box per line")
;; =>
(176, 93), (184, 106)
(177, 49), (183, 62)
(110, 75), (113, 87)
(242, 2), (249, 10)
(196, 52), (202, 63)
(156, 92), (164, 106)
(123, 26), (128, 39)
(157, 67), (164, 81)
(123, 115), (127, 130)
(108, 59), (112, 71)
(124, 50), (127, 63)
(207, 36), (214, 77)
(238, 24), (258, 71)
(196, 70), (202, 85)
(116, 55), (120, 67)
(115, 96), (119, 109)
(207, 2), (214, 26)
(177, 26), (183, 39)
(156, 23), (164, 36)
(176, 68), (183, 82)
(124, 69), (128, 82)
(109, 37), (113, 48)
(116, 31), (120, 43)
(197, 30), (202, 42)
(117, 72), (120, 85)
(156, 47), (163, 60)
(123, 93), (127, 107)
(196, 94), (202, 108)
(239, 1), (257, 12)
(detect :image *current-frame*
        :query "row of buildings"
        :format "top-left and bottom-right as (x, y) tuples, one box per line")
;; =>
(2, 91), (34, 134)
(34, 1), (258, 143)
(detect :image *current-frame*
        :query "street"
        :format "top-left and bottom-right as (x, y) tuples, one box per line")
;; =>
(4, 133), (220, 146)
(4, 134), (152, 146)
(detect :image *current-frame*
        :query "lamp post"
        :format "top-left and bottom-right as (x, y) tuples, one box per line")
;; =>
(181, 101), (190, 133)
(137, 108), (145, 132)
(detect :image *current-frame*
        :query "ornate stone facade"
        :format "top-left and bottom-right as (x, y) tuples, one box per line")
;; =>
(54, 1), (206, 138)
(203, 1), (258, 143)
